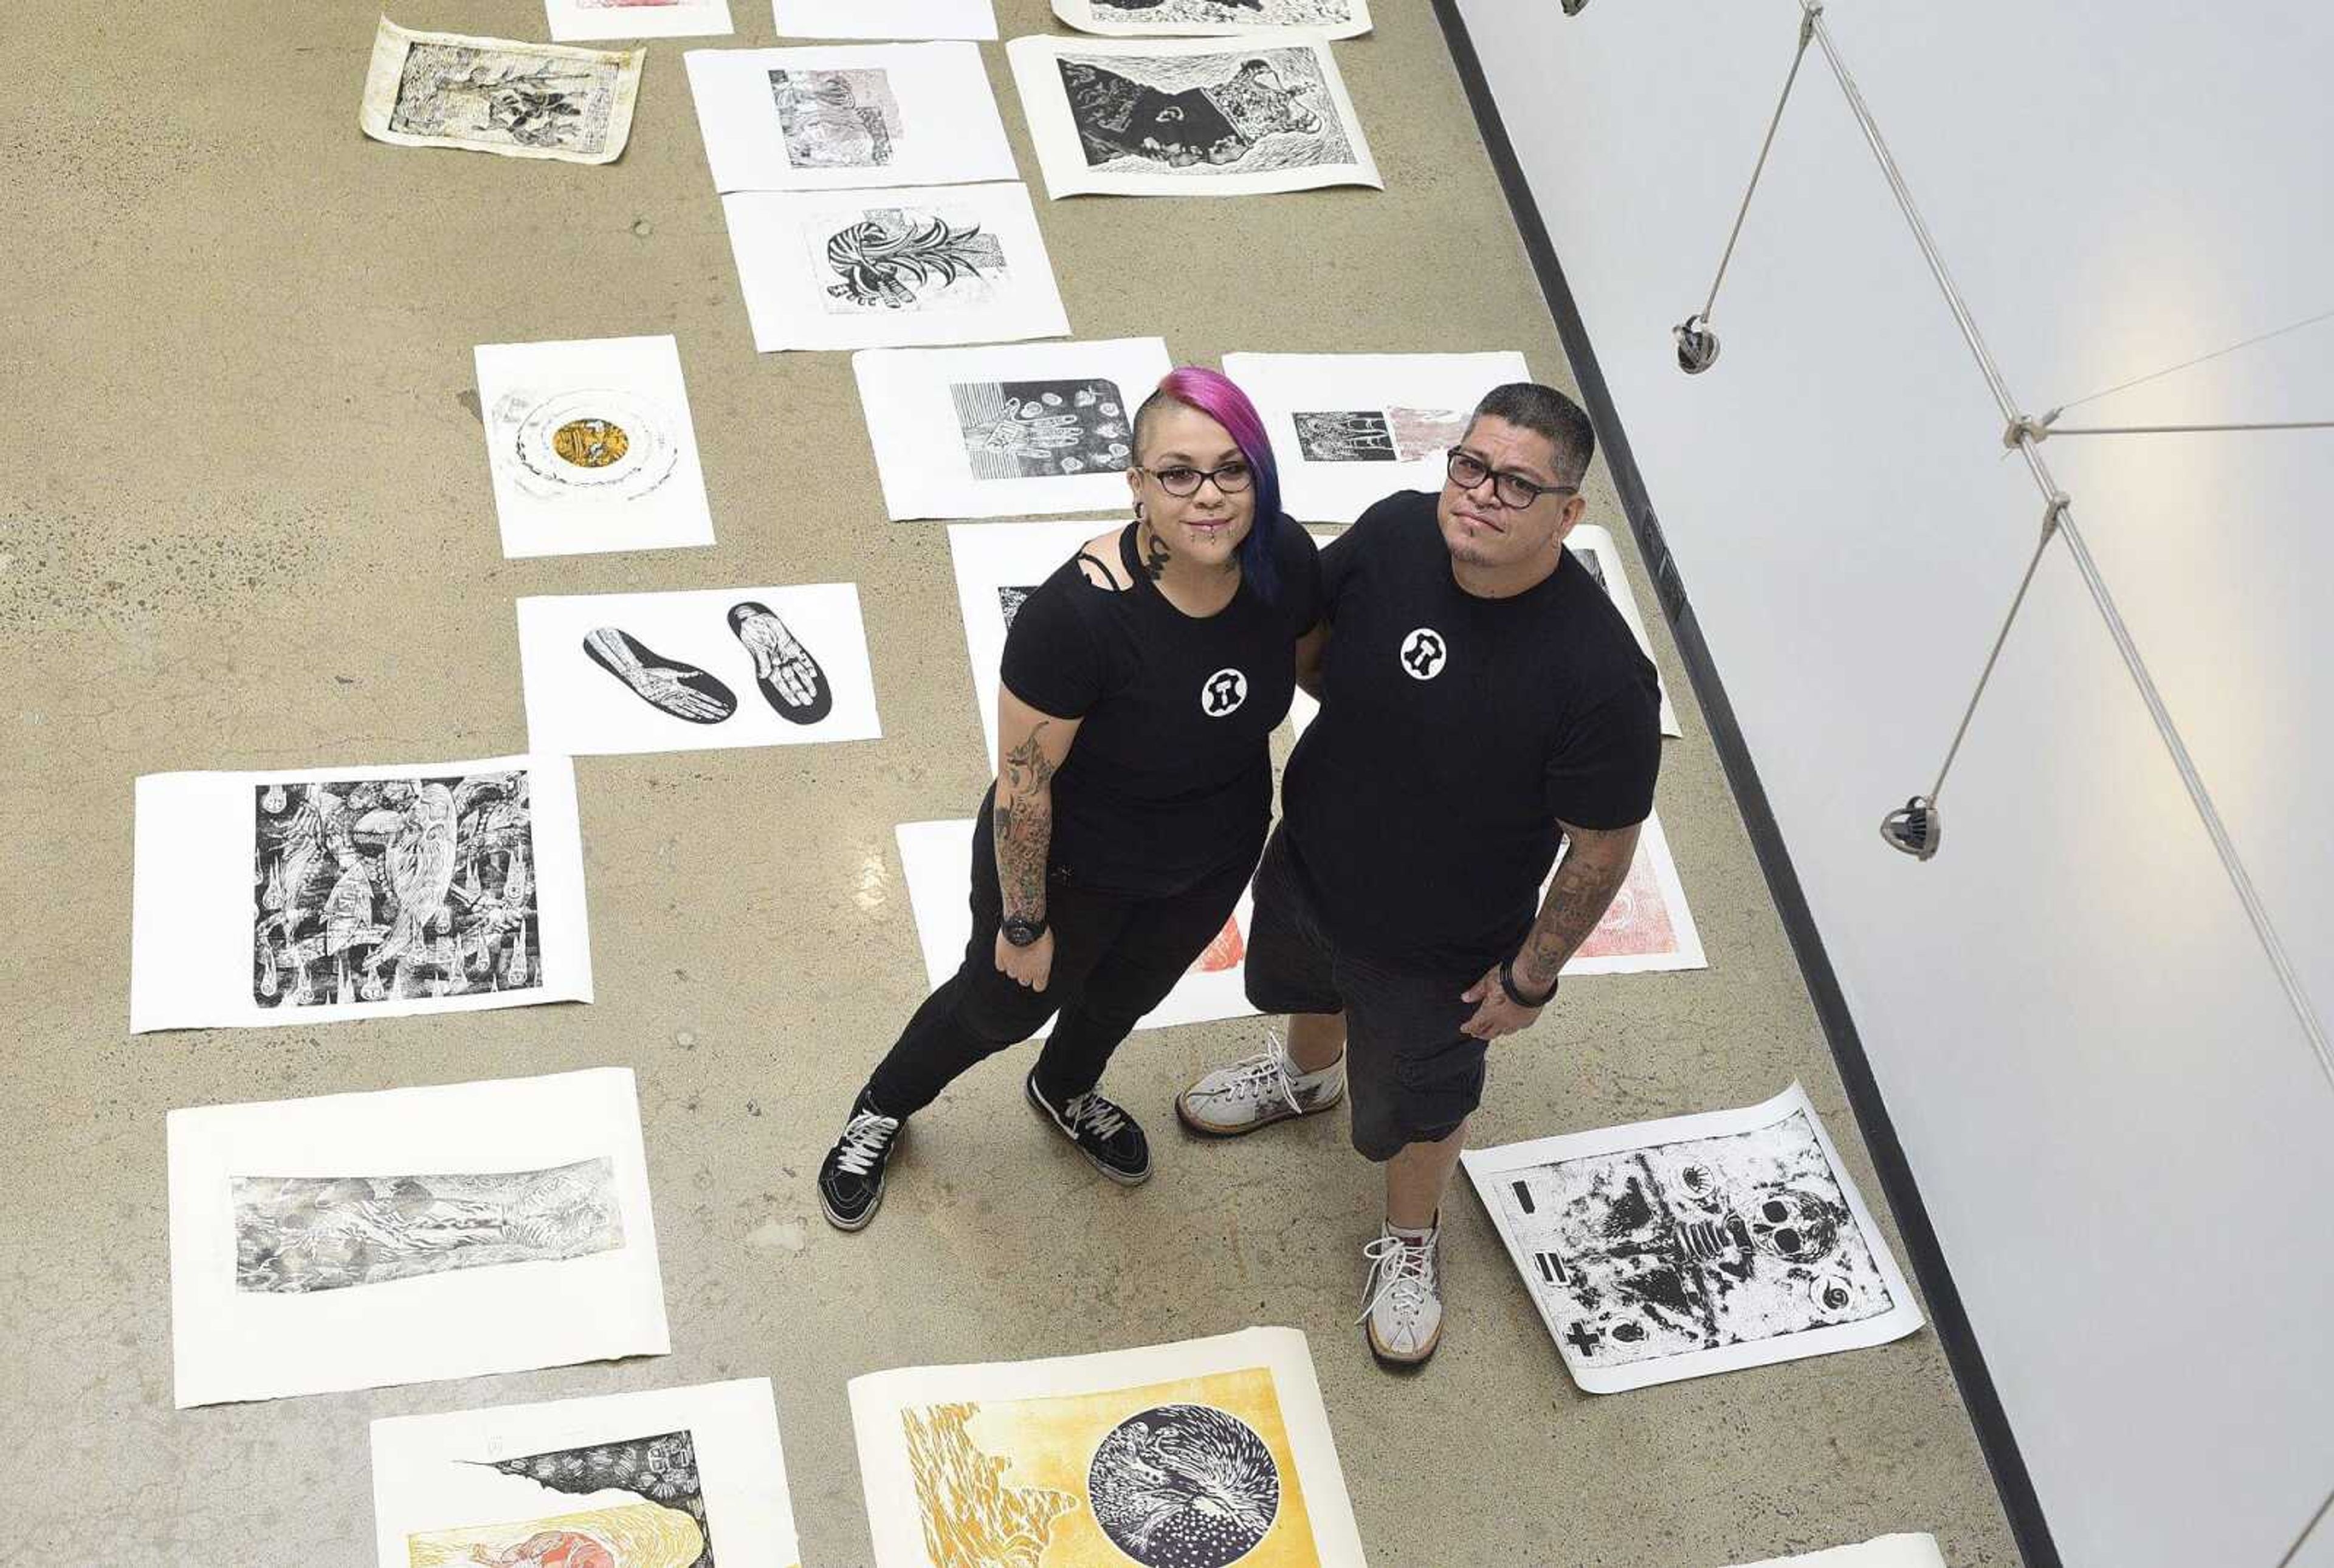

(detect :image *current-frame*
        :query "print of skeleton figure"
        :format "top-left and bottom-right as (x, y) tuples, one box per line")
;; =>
(728, 600), (834, 723)
(1088, 1404), (1281, 1568)
(1495, 1106), (1898, 1370)
(1058, 47), (1352, 171)
(1292, 406), (1462, 464)
(482, 1431), (717, 1568)
(771, 67), (901, 167)
(821, 207), (1007, 313)
(583, 628), (739, 724)
(252, 771), (539, 1008)
(233, 1159), (622, 1294)
(953, 379), (1133, 480)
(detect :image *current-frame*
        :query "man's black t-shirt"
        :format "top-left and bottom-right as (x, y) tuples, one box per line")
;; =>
(1282, 490), (1661, 972)
(1000, 515), (1323, 896)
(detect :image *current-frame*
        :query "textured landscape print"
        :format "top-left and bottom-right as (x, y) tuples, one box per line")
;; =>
(1058, 47), (1354, 173)
(772, 67), (901, 168)
(407, 1504), (701, 1568)
(232, 1158), (622, 1295)
(253, 772), (539, 1008)
(1092, 0), (1360, 24)
(477, 1431), (717, 1568)
(952, 379), (1134, 479)
(390, 43), (627, 154)
(901, 1367), (1319, 1567)
(819, 207), (1007, 313)
(1290, 406), (1460, 463)
(1493, 1108), (1897, 1370)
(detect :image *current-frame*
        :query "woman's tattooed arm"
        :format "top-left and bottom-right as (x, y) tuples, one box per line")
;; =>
(995, 723), (1059, 921)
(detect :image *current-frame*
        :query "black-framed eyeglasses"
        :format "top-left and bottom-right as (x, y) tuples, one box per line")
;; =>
(1446, 448), (1577, 510)
(1138, 460), (1255, 498)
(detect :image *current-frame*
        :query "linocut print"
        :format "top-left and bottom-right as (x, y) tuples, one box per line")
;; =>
(1463, 1084), (1924, 1392)
(1052, 0), (1372, 39)
(1008, 35), (1380, 198)
(686, 43), (1013, 193)
(361, 19), (644, 165)
(849, 1329), (1365, 1567)
(371, 1379), (802, 1568)
(950, 379), (1134, 480)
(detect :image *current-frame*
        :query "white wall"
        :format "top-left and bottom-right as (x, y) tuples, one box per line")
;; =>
(1449, 2), (2334, 1563)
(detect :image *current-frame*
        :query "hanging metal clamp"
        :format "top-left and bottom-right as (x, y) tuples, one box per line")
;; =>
(1799, 2), (1823, 45)
(2041, 490), (2069, 539)
(2003, 408), (2061, 448)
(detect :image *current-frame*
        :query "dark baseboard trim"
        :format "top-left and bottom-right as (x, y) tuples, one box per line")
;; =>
(1427, 5), (2062, 1565)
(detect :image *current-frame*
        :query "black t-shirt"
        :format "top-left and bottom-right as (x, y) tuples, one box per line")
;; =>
(1000, 515), (1323, 896)
(1282, 490), (1661, 971)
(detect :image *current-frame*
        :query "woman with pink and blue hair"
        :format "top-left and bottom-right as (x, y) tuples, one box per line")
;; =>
(819, 366), (1321, 1231)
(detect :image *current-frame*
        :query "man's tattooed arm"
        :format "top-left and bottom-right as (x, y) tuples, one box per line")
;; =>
(995, 718), (1065, 921)
(1513, 821), (1640, 994)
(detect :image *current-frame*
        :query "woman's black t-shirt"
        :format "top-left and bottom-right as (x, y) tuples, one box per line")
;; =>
(998, 515), (1322, 896)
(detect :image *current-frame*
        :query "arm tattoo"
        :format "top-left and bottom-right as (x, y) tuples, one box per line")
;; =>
(995, 724), (1059, 920)
(1514, 825), (1639, 992)
(1140, 521), (1171, 582)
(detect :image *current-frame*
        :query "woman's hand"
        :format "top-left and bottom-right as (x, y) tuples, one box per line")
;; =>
(996, 927), (1055, 992)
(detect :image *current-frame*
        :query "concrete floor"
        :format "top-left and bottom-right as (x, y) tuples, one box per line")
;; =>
(0, 2), (2023, 1563)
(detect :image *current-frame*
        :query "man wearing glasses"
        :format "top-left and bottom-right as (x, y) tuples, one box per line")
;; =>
(1179, 382), (1662, 1369)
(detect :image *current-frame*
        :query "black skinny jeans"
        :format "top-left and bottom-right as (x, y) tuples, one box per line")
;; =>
(864, 801), (1259, 1119)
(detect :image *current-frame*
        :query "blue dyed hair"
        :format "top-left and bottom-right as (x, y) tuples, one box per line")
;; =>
(1137, 365), (1284, 602)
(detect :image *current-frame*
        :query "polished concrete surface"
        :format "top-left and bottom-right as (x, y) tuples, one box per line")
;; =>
(0, 2), (2022, 1563)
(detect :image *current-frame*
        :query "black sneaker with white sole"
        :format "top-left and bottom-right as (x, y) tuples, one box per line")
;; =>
(818, 1089), (903, 1231)
(1025, 1070), (1152, 1185)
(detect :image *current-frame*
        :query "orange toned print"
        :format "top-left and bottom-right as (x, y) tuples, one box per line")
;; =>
(551, 418), (630, 469)
(1193, 915), (1245, 974)
(904, 1367), (1321, 1567)
(1571, 850), (1676, 961)
(407, 1502), (703, 1567)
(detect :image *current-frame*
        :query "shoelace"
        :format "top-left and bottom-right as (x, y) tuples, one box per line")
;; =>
(833, 1110), (899, 1177)
(1355, 1234), (1437, 1326)
(1220, 1029), (1309, 1119)
(1062, 1092), (1129, 1141)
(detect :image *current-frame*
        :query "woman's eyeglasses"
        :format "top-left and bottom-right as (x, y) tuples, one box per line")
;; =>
(1446, 449), (1576, 509)
(1138, 461), (1255, 497)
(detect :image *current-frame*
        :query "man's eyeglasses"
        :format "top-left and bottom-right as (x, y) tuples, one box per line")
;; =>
(1446, 449), (1577, 510)
(1138, 461), (1255, 498)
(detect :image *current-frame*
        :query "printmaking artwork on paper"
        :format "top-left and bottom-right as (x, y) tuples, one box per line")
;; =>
(232, 1158), (622, 1295)
(729, 600), (835, 724)
(498, 387), (686, 505)
(772, 68), (902, 167)
(1464, 1084), (1926, 1392)
(849, 1328), (1368, 1567)
(548, 0), (733, 44)
(463, 1430), (717, 1568)
(1055, 0), (1372, 38)
(818, 207), (1007, 313)
(1061, 48), (1351, 173)
(362, 19), (644, 164)
(1290, 407), (1461, 464)
(996, 585), (1041, 631)
(952, 380), (1134, 480)
(252, 770), (539, 1010)
(406, 1508), (696, 1568)
(584, 630), (740, 725)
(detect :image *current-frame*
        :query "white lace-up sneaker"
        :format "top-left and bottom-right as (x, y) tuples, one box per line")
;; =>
(1176, 1028), (1345, 1137)
(1358, 1222), (1445, 1368)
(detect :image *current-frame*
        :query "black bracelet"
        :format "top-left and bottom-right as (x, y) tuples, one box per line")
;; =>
(1500, 957), (1558, 1008)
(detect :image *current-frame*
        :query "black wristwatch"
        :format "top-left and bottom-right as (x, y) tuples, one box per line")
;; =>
(1002, 915), (1048, 948)
(1500, 956), (1558, 1008)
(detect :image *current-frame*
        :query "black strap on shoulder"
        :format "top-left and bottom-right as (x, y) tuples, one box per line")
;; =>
(1075, 549), (1124, 589)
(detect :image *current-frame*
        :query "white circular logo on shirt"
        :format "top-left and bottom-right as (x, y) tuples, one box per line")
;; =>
(1200, 667), (1249, 717)
(1399, 628), (1448, 681)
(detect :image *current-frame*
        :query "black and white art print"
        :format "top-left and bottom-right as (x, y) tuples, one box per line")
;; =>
(546, 0), (734, 43)
(1007, 34), (1380, 198)
(1463, 1084), (1924, 1392)
(477, 335), (715, 559)
(1052, 0), (1372, 40)
(855, 337), (1173, 518)
(517, 582), (883, 756)
(133, 755), (591, 1033)
(723, 182), (1068, 351)
(771, 0), (998, 40)
(371, 1379), (805, 1568)
(169, 1069), (668, 1408)
(360, 18), (644, 165)
(685, 42), (1013, 193)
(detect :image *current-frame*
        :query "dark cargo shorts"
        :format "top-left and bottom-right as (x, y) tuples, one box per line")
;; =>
(1241, 828), (1489, 1161)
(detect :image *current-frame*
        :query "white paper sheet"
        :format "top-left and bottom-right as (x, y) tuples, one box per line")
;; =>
(360, 19), (644, 165)
(169, 1068), (669, 1408)
(855, 337), (1172, 518)
(548, 0), (734, 42)
(1462, 1083), (1924, 1393)
(476, 335), (715, 560)
(725, 183), (1069, 352)
(1730, 1536), (1947, 1568)
(131, 754), (592, 1034)
(895, 818), (1258, 1037)
(686, 42), (1016, 193)
(517, 583), (882, 756)
(371, 1378), (799, 1568)
(1219, 351), (1532, 523)
(946, 518), (1121, 766)
(1006, 33), (1381, 199)
(849, 1326), (1367, 1567)
(774, 0), (997, 38)
(1568, 522), (1683, 738)
(1052, 0), (1373, 39)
